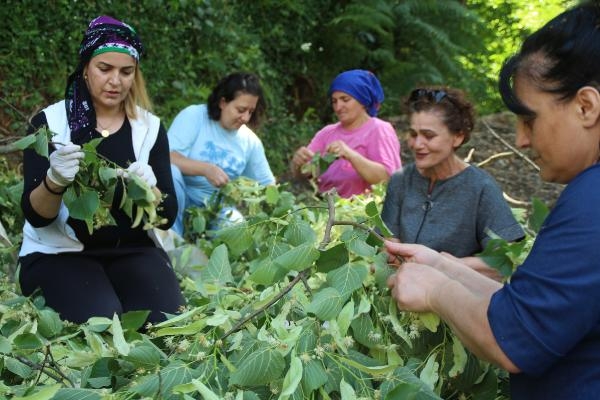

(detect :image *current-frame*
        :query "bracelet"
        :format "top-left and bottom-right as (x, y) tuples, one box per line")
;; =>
(43, 176), (67, 195)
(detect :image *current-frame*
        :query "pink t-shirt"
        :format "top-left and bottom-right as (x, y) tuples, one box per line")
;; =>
(308, 117), (402, 198)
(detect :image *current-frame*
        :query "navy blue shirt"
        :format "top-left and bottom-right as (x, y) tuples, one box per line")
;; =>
(489, 163), (600, 399)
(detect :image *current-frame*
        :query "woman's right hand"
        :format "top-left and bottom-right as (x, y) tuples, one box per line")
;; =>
(384, 240), (443, 269)
(46, 142), (84, 187)
(291, 146), (314, 171)
(204, 164), (229, 187)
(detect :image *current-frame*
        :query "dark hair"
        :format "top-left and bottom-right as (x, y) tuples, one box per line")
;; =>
(405, 86), (475, 145)
(499, 2), (600, 116)
(207, 72), (266, 128)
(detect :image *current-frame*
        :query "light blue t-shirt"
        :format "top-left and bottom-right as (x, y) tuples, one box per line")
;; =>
(168, 104), (275, 206)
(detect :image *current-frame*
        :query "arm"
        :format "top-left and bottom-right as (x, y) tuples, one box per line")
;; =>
(385, 241), (519, 372)
(170, 150), (229, 187)
(148, 125), (178, 228)
(327, 140), (389, 184)
(21, 113), (82, 224)
(290, 146), (314, 179)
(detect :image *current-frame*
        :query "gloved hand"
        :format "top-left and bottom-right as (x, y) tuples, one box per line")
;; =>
(122, 161), (157, 188)
(46, 142), (84, 187)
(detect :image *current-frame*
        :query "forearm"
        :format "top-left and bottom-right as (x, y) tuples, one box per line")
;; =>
(429, 279), (519, 372)
(29, 180), (63, 219)
(436, 256), (503, 297)
(170, 151), (212, 177)
(347, 152), (389, 184)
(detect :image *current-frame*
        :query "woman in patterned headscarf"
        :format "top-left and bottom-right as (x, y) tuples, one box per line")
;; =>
(18, 16), (184, 325)
(291, 69), (402, 198)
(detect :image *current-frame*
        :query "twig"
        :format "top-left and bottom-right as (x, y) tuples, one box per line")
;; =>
(318, 190), (337, 250)
(333, 220), (404, 263)
(503, 192), (530, 206)
(220, 271), (308, 340)
(481, 120), (539, 171)
(11, 351), (73, 386)
(221, 191), (339, 340)
(476, 151), (513, 168)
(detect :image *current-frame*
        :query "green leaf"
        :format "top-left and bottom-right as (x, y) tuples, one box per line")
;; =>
(265, 185), (280, 205)
(340, 378), (356, 399)
(153, 319), (207, 337)
(337, 299), (355, 337)
(12, 134), (38, 151)
(326, 264), (367, 300)
(306, 287), (344, 321)
(249, 257), (287, 285)
(419, 352), (439, 390)
(12, 384), (61, 400)
(13, 332), (44, 350)
(5, 358), (33, 378)
(316, 243), (349, 273)
(0, 336), (12, 353)
(279, 355), (303, 398)
(123, 342), (164, 368)
(121, 310), (151, 331)
(382, 366), (442, 400)
(86, 317), (112, 332)
(52, 388), (102, 400)
(216, 222), (254, 257)
(449, 336), (467, 378)
(345, 235), (376, 258)
(302, 359), (328, 393)
(284, 219), (317, 246)
(201, 244), (233, 285)
(419, 312), (440, 333)
(111, 314), (130, 356)
(529, 197), (549, 233)
(273, 243), (320, 271)
(37, 308), (63, 338)
(63, 187), (100, 227)
(230, 345), (286, 386)
(98, 166), (118, 186)
(131, 360), (200, 397)
(469, 368), (498, 400)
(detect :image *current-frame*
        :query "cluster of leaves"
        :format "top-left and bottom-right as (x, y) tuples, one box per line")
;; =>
(0, 178), (544, 399)
(13, 127), (165, 234)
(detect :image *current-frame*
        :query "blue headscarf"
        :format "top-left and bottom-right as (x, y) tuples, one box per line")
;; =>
(327, 69), (384, 117)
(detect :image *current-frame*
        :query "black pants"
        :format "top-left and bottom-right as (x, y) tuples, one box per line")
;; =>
(19, 246), (185, 324)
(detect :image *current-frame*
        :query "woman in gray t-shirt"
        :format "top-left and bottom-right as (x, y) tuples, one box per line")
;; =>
(381, 87), (524, 279)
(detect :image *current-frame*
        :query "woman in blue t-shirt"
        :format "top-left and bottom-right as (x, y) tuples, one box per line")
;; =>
(386, 3), (600, 399)
(168, 73), (275, 236)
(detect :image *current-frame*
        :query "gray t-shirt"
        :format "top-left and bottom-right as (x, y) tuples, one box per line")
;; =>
(381, 163), (524, 257)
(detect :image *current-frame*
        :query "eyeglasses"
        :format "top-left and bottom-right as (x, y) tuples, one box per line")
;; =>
(408, 88), (449, 104)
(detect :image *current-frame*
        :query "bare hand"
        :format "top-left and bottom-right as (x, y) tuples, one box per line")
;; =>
(291, 146), (314, 171)
(385, 241), (443, 269)
(387, 262), (448, 312)
(326, 140), (354, 160)
(204, 164), (229, 187)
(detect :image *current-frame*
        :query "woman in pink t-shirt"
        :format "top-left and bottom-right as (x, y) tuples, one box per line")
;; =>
(291, 70), (402, 198)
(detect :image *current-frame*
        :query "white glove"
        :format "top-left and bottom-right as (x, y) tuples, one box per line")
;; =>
(123, 161), (157, 188)
(46, 142), (84, 187)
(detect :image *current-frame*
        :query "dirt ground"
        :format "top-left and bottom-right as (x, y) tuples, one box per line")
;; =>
(390, 112), (565, 210)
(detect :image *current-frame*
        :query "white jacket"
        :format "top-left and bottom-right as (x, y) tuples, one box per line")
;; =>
(19, 100), (160, 256)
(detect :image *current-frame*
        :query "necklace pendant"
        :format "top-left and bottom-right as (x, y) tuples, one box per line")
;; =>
(101, 129), (110, 138)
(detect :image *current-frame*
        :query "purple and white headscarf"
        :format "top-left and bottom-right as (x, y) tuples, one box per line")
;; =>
(65, 16), (144, 143)
(327, 69), (385, 117)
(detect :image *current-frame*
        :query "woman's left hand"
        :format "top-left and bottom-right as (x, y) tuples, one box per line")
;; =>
(326, 140), (354, 160)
